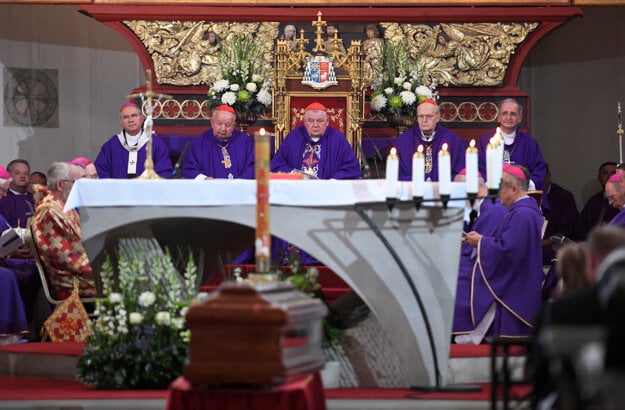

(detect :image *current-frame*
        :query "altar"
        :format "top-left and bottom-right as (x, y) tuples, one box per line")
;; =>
(66, 178), (466, 387)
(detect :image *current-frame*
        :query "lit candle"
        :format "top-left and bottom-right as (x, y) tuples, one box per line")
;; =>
(386, 147), (399, 198)
(254, 128), (270, 273)
(438, 143), (451, 196)
(412, 145), (425, 198)
(466, 139), (478, 194)
(486, 136), (497, 190)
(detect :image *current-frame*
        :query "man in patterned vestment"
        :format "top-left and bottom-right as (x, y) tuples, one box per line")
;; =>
(31, 162), (95, 300)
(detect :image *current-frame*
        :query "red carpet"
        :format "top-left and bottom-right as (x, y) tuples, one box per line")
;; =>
(0, 376), (531, 402)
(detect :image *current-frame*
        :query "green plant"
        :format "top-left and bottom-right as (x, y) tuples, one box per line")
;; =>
(369, 41), (436, 117)
(207, 34), (272, 117)
(76, 250), (198, 390)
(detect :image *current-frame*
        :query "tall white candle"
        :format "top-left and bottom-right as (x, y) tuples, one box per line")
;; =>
(486, 136), (497, 190)
(438, 143), (451, 195)
(386, 147), (399, 198)
(412, 145), (425, 198)
(466, 139), (478, 194)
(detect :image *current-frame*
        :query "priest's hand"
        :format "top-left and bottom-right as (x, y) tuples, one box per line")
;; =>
(464, 231), (482, 247)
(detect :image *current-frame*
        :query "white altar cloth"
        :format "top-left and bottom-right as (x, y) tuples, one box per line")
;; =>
(65, 179), (467, 210)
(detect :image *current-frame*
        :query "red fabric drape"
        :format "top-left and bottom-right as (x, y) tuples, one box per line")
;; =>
(165, 373), (326, 410)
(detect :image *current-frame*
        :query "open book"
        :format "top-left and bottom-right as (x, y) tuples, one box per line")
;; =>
(0, 228), (25, 258)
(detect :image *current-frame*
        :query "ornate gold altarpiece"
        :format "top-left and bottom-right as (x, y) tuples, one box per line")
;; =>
(79, 4), (583, 143)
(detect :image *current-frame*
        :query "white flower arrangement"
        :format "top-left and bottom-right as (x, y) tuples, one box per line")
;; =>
(207, 34), (273, 118)
(369, 41), (437, 117)
(77, 249), (198, 390)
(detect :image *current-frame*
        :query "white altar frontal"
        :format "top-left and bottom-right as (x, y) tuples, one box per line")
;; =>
(66, 178), (466, 388)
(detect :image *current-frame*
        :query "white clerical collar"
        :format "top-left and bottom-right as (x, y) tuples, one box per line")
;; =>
(420, 131), (435, 142)
(310, 136), (321, 143)
(502, 130), (516, 145)
(8, 188), (27, 195)
(125, 131), (142, 146)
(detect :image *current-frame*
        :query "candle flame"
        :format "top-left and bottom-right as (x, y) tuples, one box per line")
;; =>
(470, 139), (475, 148)
(417, 144), (424, 153)
(390, 147), (397, 156)
(260, 128), (266, 135)
(442, 143), (448, 151)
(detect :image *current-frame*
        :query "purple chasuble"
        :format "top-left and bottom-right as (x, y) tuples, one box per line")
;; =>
(579, 191), (619, 239)
(608, 207), (625, 227)
(453, 199), (507, 334)
(477, 130), (547, 194)
(0, 191), (34, 228)
(394, 124), (465, 182)
(271, 125), (361, 180)
(181, 129), (254, 179)
(0, 266), (28, 336)
(94, 133), (173, 179)
(467, 196), (544, 338)
(542, 182), (580, 263)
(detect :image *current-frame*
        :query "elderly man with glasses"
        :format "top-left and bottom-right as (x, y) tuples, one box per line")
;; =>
(477, 98), (547, 199)
(30, 162), (95, 300)
(94, 102), (173, 179)
(182, 104), (255, 180)
(394, 98), (465, 182)
(271, 102), (361, 180)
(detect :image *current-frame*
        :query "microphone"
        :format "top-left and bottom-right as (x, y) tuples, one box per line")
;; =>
(355, 140), (371, 179)
(335, 98), (379, 178)
(172, 141), (191, 179)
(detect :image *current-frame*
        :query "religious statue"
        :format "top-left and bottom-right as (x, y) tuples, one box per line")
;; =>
(281, 24), (298, 52)
(362, 24), (384, 87)
(322, 23), (346, 54)
(198, 30), (222, 84)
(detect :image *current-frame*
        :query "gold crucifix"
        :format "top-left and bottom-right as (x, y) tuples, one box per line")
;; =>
(126, 69), (172, 179)
(311, 11), (327, 53)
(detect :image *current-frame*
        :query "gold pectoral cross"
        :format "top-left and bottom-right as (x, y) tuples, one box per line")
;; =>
(221, 146), (232, 169)
(424, 145), (433, 174)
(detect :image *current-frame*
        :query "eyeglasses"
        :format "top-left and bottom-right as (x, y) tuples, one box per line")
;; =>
(417, 114), (436, 121)
(121, 113), (141, 121)
(305, 118), (327, 125)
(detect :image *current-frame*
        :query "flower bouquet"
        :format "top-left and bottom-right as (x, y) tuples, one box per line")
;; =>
(207, 34), (273, 120)
(368, 41), (437, 118)
(76, 249), (198, 390)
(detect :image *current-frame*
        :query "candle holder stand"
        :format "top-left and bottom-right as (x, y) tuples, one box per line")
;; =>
(467, 192), (477, 208)
(439, 194), (450, 210)
(386, 197), (397, 213)
(413, 196), (424, 212)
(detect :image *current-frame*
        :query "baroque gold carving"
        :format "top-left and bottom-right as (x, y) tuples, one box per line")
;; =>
(381, 22), (538, 87)
(124, 20), (279, 86)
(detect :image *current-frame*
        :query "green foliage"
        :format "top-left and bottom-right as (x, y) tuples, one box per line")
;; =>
(207, 34), (273, 117)
(76, 250), (197, 390)
(369, 40), (436, 117)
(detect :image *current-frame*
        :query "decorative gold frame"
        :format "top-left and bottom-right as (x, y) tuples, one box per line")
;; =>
(272, 12), (367, 159)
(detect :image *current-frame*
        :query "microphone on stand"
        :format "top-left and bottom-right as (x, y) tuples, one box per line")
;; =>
(355, 140), (371, 179)
(336, 98), (380, 178)
(172, 141), (191, 179)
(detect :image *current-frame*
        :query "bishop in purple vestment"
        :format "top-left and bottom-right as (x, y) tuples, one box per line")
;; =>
(477, 99), (547, 206)
(94, 103), (173, 179)
(395, 99), (465, 181)
(181, 105), (254, 180)
(453, 172), (507, 336)
(578, 161), (619, 238)
(271, 103), (361, 180)
(268, 102), (360, 265)
(461, 164), (544, 340)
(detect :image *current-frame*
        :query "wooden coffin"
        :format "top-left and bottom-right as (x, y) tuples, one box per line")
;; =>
(184, 281), (327, 386)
